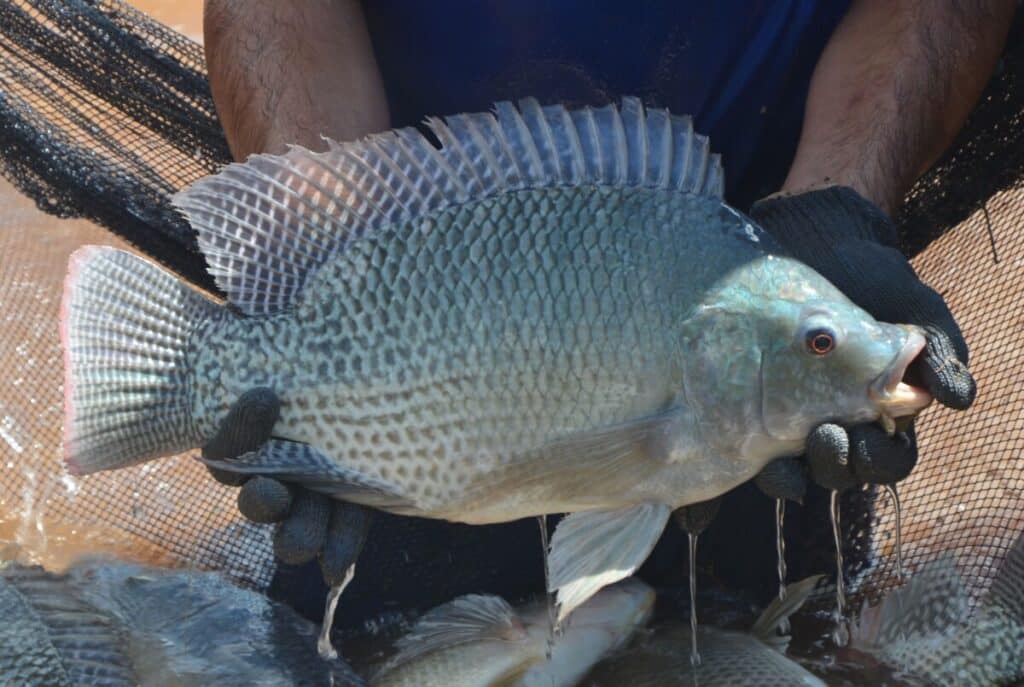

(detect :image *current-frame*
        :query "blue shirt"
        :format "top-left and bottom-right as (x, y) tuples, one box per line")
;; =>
(363, 0), (852, 208)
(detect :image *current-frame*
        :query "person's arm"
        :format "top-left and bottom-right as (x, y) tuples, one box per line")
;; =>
(201, 2), (387, 588)
(203, 0), (389, 160)
(751, 1), (1013, 494)
(782, 0), (1015, 215)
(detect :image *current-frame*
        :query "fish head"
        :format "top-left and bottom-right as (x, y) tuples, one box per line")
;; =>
(685, 255), (931, 455)
(751, 257), (931, 443)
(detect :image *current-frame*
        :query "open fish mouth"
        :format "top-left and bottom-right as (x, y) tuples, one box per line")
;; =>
(870, 326), (932, 431)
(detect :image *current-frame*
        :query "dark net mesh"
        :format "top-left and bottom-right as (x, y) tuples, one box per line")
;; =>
(0, 0), (274, 587)
(0, 0), (227, 291)
(0, 0), (1021, 634)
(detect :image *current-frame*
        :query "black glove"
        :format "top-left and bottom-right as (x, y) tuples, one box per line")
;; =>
(203, 388), (370, 586)
(673, 497), (722, 535)
(755, 456), (808, 503)
(748, 186), (976, 489)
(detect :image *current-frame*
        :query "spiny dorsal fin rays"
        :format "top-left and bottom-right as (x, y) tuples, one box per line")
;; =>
(750, 574), (824, 651)
(849, 553), (968, 649)
(378, 594), (527, 673)
(622, 97), (648, 185)
(174, 97), (725, 317)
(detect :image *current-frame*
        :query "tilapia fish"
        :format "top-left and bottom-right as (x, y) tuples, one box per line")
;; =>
(586, 576), (825, 687)
(371, 578), (653, 687)
(0, 559), (365, 687)
(849, 530), (1024, 686)
(61, 97), (932, 620)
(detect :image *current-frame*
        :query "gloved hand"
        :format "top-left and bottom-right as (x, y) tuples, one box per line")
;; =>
(203, 387), (370, 586)
(755, 456), (807, 503)
(748, 186), (976, 490)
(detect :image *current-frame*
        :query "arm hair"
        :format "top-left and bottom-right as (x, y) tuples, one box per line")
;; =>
(783, 0), (1015, 215)
(203, 0), (389, 160)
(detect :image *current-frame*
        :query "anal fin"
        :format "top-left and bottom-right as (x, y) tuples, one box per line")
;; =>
(548, 504), (671, 623)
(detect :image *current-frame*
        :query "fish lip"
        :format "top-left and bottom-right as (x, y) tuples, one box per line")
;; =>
(869, 327), (932, 419)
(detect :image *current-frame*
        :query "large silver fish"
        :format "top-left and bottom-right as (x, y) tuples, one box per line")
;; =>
(848, 530), (1024, 686)
(371, 578), (654, 687)
(0, 559), (365, 686)
(586, 576), (825, 687)
(61, 97), (932, 620)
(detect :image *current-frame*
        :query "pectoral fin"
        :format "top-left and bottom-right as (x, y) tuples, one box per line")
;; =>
(548, 504), (671, 623)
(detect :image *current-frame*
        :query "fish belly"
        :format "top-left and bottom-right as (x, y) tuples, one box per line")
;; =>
(191, 186), (764, 520)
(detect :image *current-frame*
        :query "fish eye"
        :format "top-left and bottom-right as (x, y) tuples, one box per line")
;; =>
(806, 328), (836, 355)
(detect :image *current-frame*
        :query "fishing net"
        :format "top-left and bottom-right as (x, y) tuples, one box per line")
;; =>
(0, 0), (1021, 632)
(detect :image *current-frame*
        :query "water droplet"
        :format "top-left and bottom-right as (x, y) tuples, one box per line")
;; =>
(884, 484), (905, 580)
(775, 498), (790, 634)
(318, 564), (355, 660)
(688, 531), (701, 666)
(537, 514), (558, 658)
(829, 490), (848, 646)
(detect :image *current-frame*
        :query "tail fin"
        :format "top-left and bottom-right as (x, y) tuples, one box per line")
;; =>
(60, 246), (219, 475)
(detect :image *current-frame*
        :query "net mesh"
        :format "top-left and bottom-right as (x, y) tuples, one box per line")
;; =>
(0, 0), (1020, 622)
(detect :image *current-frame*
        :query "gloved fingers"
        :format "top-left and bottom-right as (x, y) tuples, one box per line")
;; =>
(848, 424), (917, 485)
(754, 456), (807, 504)
(238, 476), (293, 523)
(273, 490), (331, 565)
(805, 423), (859, 492)
(749, 186), (898, 247)
(672, 497), (721, 535)
(907, 324), (976, 411)
(319, 502), (372, 587)
(827, 242), (975, 411)
(202, 386), (280, 461)
(207, 466), (249, 487)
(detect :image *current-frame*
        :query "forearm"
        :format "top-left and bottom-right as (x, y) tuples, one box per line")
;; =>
(783, 0), (1014, 215)
(204, 0), (389, 161)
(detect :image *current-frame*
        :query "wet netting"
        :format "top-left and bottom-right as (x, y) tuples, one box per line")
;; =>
(0, 0), (1021, 624)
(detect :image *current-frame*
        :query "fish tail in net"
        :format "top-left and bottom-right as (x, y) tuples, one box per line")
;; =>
(60, 245), (219, 475)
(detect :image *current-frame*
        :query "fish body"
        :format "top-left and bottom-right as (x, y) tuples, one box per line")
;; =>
(372, 578), (653, 687)
(0, 560), (365, 687)
(61, 98), (930, 619)
(587, 576), (825, 687)
(850, 531), (1024, 686)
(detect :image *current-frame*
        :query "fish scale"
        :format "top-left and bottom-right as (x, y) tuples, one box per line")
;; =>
(192, 187), (722, 517)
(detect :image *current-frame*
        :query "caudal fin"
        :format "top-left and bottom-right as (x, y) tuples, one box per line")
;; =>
(60, 246), (219, 475)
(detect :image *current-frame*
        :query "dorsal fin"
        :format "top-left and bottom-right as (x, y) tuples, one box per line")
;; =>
(750, 575), (823, 652)
(378, 594), (527, 673)
(174, 97), (725, 316)
(850, 553), (968, 649)
(986, 530), (1024, 623)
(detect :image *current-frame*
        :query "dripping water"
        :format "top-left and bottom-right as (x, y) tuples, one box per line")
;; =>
(884, 484), (905, 580)
(688, 531), (701, 666)
(775, 498), (790, 634)
(538, 514), (558, 658)
(829, 490), (849, 646)
(318, 564), (355, 660)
